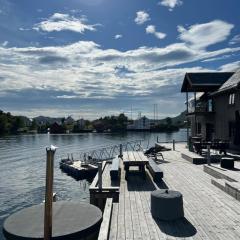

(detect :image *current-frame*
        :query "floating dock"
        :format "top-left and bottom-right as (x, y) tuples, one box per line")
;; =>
(60, 159), (98, 180)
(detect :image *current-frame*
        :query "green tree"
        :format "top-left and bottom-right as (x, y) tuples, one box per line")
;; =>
(11, 116), (24, 133)
(165, 117), (172, 126)
(0, 115), (8, 134)
(30, 119), (38, 130)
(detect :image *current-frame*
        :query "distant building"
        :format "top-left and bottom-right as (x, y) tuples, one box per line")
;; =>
(64, 116), (75, 125)
(76, 118), (85, 129)
(181, 70), (240, 149)
(127, 116), (151, 130)
(34, 116), (62, 126)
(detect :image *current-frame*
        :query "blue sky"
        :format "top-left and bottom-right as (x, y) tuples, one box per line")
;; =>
(0, 0), (240, 119)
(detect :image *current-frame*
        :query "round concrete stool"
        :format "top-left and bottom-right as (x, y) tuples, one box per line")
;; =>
(151, 189), (184, 221)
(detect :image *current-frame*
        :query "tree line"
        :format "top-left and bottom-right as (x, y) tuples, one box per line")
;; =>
(0, 110), (185, 135)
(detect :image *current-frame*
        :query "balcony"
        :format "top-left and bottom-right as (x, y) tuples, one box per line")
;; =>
(187, 101), (215, 115)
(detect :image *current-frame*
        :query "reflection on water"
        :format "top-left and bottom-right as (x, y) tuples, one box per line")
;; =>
(0, 130), (186, 239)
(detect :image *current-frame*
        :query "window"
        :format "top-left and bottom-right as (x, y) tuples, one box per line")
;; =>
(208, 99), (213, 112)
(229, 93), (235, 105)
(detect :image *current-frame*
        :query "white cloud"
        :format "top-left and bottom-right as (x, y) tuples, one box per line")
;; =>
(178, 20), (234, 49)
(219, 61), (240, 72)
(134, 11), (150, 25)
(229, 35), (240, 45)
(146, 25), (166, 39)
(159, 0), (182, 11)
(56, 95), (78, 99)
(1, 35), (240, 118)
(33, 13), (99, 33)
(201, 54), (231, 63)
(0, 40), (240, 95)
(2, 41), (8, 47)
(19, 27), (31, 31)
(114, 34), (122, 39)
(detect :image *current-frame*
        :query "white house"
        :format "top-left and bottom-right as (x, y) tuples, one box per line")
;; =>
(127, 116), (151, 130)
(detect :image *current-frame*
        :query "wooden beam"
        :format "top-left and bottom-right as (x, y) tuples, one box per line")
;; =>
(98, 198), (113, 240)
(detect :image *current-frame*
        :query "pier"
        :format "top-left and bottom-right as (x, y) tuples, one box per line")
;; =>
(92, 143), (240, 240)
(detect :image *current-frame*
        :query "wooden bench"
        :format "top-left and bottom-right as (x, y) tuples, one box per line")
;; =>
(110, 157), (120, 180)
(90, 161), (120, 210)
(147, 158), (163, 182)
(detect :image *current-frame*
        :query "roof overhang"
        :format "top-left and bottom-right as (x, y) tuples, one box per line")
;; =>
(181, 72), (234, 93)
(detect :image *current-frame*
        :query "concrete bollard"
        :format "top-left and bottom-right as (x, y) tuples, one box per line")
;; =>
(98, 162), (102, 190)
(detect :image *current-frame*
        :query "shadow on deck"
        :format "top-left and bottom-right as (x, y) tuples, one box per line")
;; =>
(125, 171), (197, 238)
(154, 217), (197, 238)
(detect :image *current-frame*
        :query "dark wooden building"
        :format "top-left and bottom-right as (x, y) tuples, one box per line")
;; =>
(181, 70), (240, 150)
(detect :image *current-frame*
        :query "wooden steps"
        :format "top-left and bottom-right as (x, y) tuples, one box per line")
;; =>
(205, 164), (240, 201)
(211, 178), (240, 201)
(181, 149), (206, 164)
(203, 165), (236, 182)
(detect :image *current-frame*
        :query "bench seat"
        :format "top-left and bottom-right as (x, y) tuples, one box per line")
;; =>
(110, 157), (120, 180)
(147, 158), (163, 182)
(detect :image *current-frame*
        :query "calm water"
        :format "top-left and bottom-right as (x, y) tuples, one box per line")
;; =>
(0, 130), (186, 239)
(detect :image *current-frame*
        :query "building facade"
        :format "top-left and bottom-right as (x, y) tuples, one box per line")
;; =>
(181, 70), (240, 150)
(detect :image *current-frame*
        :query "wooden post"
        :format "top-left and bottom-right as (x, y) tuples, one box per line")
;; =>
(186, 92), (190, 149)
(44, 146), (57, 240)
(119, 144), (123, 158)
(173, 139), (175, 151)
(207, 145), (211, 165)
(98, 162), (102, 190)
(194, 92), (197, 136)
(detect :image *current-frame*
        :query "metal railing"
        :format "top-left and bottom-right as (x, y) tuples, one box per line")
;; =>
(63, 139), (144, 163)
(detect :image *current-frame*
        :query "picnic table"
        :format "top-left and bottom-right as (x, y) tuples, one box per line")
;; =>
(193, 140), (229, 155)
(122, 151), (149, 179)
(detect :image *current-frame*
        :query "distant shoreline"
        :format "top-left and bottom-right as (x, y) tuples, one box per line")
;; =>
(0, 128), (187, 137)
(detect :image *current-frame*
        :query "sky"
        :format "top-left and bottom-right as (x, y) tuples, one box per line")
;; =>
(0, 0), (240, 120)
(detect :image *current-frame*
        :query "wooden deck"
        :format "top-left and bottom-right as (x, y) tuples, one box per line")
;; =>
(105, 145), (240, 240)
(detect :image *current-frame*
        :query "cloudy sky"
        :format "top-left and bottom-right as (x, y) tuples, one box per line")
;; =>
(0, 0), (240, 119)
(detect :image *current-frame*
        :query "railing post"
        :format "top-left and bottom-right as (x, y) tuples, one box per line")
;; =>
(98, 162), (102, 190)
(44, 146), (57, 240)
(119, 144), (123, 158)
(207, 145), (211, 165)
(173, 139), (175, 151)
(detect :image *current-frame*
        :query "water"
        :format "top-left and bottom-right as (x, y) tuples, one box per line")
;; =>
(0, 130), (186, 239)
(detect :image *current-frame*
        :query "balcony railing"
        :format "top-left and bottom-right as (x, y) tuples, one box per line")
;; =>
(188, 102), (214, 114)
